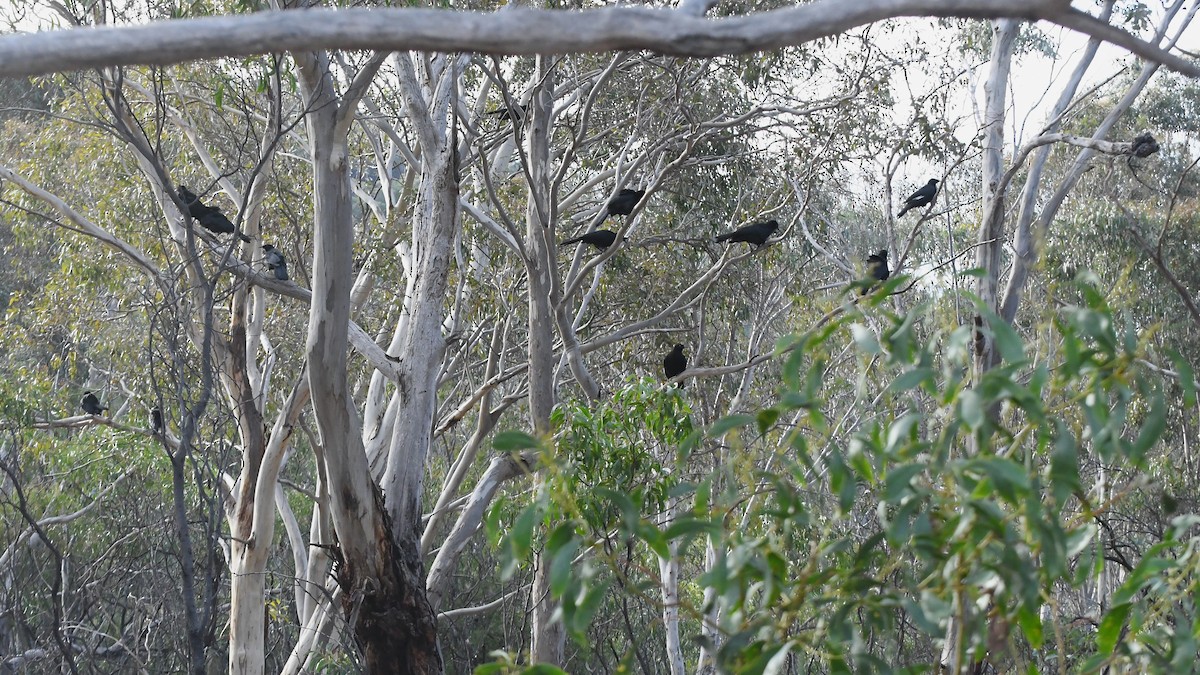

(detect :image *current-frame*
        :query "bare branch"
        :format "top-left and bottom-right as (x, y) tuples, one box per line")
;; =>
(0, 1), (1196, 79)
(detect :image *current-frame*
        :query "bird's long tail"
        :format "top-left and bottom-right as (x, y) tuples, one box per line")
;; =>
(238, 232), (252, 243)
(896, 206), (910, 218)
(714, 232), (733, 243)
(560, 235), (585, 246)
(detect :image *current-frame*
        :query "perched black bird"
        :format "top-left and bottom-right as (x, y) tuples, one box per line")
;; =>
(485, 103), (527, 126)
(663, 344), (687, 388)
(863, 250), (890, 295)
(262, 244), (289, 281)
(715, 219), (779, 248)
(177, 185), (251, 242)
(897, 179), (939, 217)
(150, 408), (163, 433)
(605, 189), (645, 219)
(176, 185), (209, 219)
(198, 210), (250, 242)
(81, 391), (108, 416)
(560, 229), (622, 250)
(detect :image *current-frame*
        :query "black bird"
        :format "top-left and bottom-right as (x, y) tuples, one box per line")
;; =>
(177, 185), (251, 242)
(560, 229), (622, 250)
(150, 408), (163, 433)
(605, 189), (645, 219)
(485, 103), (527, 126)
(176, 185), (209, 220)
(262, 244), (289, 281)
(81, 391), (107, 416)
(663, 344), (687, 388)
(897, 179), (939, 217)
(715, 219), (779, 248)
(863, 250), (890, 295)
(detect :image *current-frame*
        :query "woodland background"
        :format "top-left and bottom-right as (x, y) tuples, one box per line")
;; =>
(1, 0), (1199, 673)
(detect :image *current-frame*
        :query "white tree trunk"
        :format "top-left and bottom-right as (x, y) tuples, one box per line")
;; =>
(972, 18), (1019, 375)
(523, 60), (567, 666)
(658, 497), (685, 675)
(696, 535), (721, 674)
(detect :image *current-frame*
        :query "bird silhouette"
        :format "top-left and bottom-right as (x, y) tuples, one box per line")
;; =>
(605, 189), (644, 218)
(663, 344), (687, 388)
(560, 229), (622, 250)
(897, 179), (939, 217)
(715, 220), (779, 248)
(150, 407), (163, 433)
(863, 250), (890, 295)
(262, 244), (289, 281)
(81, 391), (108, 416)
(177, 185), (251, 242)
(485, 103), (527, 127)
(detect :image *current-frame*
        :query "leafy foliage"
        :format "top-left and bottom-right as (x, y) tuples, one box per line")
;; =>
(487, 276), (1192, 673)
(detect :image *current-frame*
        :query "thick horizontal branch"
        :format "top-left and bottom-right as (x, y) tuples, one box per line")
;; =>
(0, 0), (1196, 79)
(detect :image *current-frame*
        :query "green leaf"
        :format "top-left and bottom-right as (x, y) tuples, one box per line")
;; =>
(1129, 387), (1165, 462)
(757, 407), (780, 434)
(985, 310), (1025, 363)
(884, 463), (925, 501)
(1098, 603), (1131, 654)
(568, 579), (610, 641)
(1050, 422), (1082, 505)
(501, 504), (542, 580)
(1113, 555), (1176, 606)
(664, 517), (716, 540)
(826, 449), (857, 513)
(1016, 605), (1043, 649)
(850, 323), (881, 355)
(968, 457), (1030, 502)
(884, 413), (921, 456)
(636, 520), (669, 559)
(889, 367), (934, 394)
(1170, 350), (1196, 407)
(594, 487), (637, 529)
(493, 430), (540, 451)
(958, 389), (984, 430)
(762, 640), (796, 675)
(548, 531), (581, 597)
(710, 414), (754, 437)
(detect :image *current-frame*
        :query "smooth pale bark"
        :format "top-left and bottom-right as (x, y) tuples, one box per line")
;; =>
(377, 51), (458, 526)
(971, 19), (1018, 376)
(1000, 0), (1109, 302)
(1, 2), (1198, 79)
(227, 250), (269, 675)
(380, 55), (458, 540)
(522, 59), (567, 666)
(297, 44), (442, 671)
(1000, 0), (1194, 322)
(658, 496), (686, 675)
(696, 536), (721, 673)
(951, 20), (1019, 673)
(426, 451), (537, 608)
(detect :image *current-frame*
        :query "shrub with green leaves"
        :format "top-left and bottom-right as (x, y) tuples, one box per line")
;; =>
(483, 276), (1198, 674)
